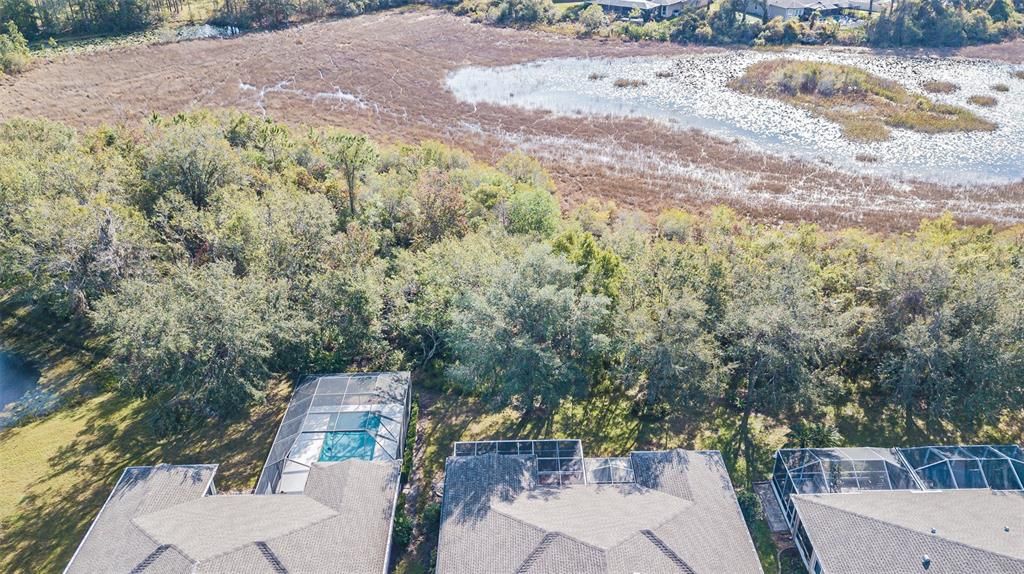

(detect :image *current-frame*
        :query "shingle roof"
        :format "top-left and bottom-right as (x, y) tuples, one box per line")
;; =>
(437, 449), (763, 574)
(793, 490), (1024, 574)
(65, 460), (400, 574)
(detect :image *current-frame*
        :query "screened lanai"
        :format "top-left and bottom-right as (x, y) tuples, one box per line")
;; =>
(453, 439), (586, 485)
(255, 372), (410, 494)
(771, 447), (919, 524)
(896, 445), (1024, 490)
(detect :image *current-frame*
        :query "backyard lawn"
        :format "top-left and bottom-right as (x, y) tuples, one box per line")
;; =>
(0, 298), (288, 573)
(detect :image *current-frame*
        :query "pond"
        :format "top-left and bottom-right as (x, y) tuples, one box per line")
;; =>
(446, 50), (1024, 184)
(176, 24), (240, 41)
(0, 350), (40, 426)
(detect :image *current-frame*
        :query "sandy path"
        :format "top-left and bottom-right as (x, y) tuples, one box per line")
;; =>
(3, 9), (1022, 229)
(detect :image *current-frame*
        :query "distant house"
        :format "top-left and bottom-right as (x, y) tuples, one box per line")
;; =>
(769, 444), (1024, 573)
(436, 440), (764, 573)
(65, 372), (411, 574)
(592, 0), (710, 20)
(746, 0), (879, 20)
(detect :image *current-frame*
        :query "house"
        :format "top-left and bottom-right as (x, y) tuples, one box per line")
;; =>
(769, 444), (1024, 574)
(65, 372), (412, 574)
(744, 0), (881, 20)
(792, 490), (1024, 573)
(592, 0), (710, 20)
(436, 440), (764, 574)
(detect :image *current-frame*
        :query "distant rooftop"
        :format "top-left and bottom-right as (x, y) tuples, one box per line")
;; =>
(65, 372), (411, 574)
(793, 490), (1024, 573)
(438, 442), (764, 574)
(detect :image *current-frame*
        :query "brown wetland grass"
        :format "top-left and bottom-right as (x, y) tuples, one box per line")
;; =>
(922, 80), (960, 94)
(969, 94), (999, 107)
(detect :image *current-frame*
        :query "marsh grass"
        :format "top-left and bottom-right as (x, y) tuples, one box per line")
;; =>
(922, 80), (959, 94)
(968, 94), (998, 107)
(613, 78), (646, 88)
(730, 59), (996, 141)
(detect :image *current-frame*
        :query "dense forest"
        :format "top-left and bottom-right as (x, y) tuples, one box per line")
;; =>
(1, 0), (1022, 47)
(456, 0), (1024, 47)
(1, 113), (1022, 483)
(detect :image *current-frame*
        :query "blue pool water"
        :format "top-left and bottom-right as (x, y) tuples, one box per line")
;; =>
(318, 413), (381, 461)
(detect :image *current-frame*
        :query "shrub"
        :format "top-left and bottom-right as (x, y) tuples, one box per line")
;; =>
(613, 78), (646, 88)
(922, 80), (959, 94)
(392, 494), (413, 549)
(968, 94), (998, 106)
(736, 489), (763, 523)
(578, 3), (604, 33)
(0, 20), (30, 75)
(991, 83), (1010, 92)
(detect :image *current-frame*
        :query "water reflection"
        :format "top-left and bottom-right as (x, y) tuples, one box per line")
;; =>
(0, 350), (40, 419)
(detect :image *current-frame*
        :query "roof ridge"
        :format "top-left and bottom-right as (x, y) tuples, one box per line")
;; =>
(604, 505), (689, 554)
(134, 495), (340, 565)
(489, 505), (609, 554)
(797, 497), (1024, 565)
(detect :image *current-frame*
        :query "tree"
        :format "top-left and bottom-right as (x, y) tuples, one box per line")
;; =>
(326, 131), (378, 217)
(579, 3), (604, 33)
(0, 20), (30, 75)
(619, 290), (719, 408)
(551, 227), (623, 301)
(142, 121), (243, 209)
(988, 0), (1014, 19)
(718, 257), (825, 484)
(2, 195), (154, 316)
(0, 0), (38, 38)
(94, 262), (310, 416)
(447, 244), (611, 412)
(785, 419), (842, 448)
(504, 186), (560, 235)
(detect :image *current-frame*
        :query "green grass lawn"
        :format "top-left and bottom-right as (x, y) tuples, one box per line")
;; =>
(0, 298), (288, 573)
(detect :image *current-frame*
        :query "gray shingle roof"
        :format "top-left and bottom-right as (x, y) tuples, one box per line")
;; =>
(437, 449), (763, 574)
(66, 460), (400, 574)
(793, 490), (1024, 574)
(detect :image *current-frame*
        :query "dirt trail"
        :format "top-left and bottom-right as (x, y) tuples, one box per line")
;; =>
(3, 9), (1022, 229)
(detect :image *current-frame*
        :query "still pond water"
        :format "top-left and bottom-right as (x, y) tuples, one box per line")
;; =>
(447, 50), (1024, 183)
(0, 351), (39, 421)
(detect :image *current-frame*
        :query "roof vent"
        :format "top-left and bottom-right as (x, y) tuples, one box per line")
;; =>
(922, 555), (931, 570)
(930, 528), (936, 534)
(1005, 526), (1011, 533)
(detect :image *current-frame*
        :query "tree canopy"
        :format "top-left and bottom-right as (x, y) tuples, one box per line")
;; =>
(2, 113), (1021, 459)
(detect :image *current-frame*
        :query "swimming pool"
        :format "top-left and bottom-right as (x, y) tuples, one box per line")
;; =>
(319, 430), (378, 461)
(318, 412), (382, 462)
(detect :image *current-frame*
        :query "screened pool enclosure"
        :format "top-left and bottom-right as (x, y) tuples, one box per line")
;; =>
(451, 440), (643, 486)
(897, 445), (1024, 490)
(771, 444), (1024, 526)
(256, 372), (410, 494)
(771, 447), (919, 524)
(453, 439), (586, 486)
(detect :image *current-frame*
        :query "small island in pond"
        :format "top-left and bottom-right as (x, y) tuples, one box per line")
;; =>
(729, 59), (997, 142)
